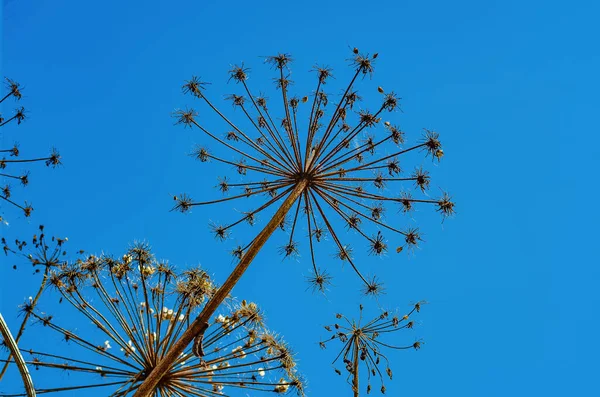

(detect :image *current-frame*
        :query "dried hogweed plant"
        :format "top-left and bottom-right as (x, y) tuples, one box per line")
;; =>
(173, 50), (454, 296)
(135, 48), (453, 396)
(0, 244), (303, 396)
(0, 78), (61, 222)
(0, 225), (68, 381)
(320, 304), (424, 396)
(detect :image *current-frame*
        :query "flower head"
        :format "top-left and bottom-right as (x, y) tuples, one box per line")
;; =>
(1, 78), (61, 221)
(2, 225), (68, 271)
(7, 244), (304, 396)
(175, 49), (454, 295)
(321, 304), (424, 394)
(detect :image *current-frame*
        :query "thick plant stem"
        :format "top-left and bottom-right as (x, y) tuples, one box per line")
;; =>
(133, 179), (308, 397)
(353, 341), (360, 397)
(0, 267), (49, 380)
(0, 314), (36, 396)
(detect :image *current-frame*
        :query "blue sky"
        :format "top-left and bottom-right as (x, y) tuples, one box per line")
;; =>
(1, 0), (598, 395)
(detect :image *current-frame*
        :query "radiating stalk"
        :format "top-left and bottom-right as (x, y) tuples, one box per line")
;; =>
(132, 178), (309, 397)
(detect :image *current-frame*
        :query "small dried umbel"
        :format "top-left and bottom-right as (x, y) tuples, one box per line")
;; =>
(320, 304), (424, 396)
(0, 225), (68, 380)
(174, 49), (454, 295)
(0, 244), (304, 396)
(0, 78), (61, 222)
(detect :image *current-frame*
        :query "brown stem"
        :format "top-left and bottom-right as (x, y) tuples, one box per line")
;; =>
(0, 194), (28, 211)
(0, 93), (14, 104)
(240, 80), (298, 171)
(1, 157), (52, 164)
(132, 179), (309, 397)
(0, 267), (49, 380)
(0, 115), (19, 127)
(278, 67), (302, 170)
(319, 143), (427, 178)
(353, 340), (360, 397)
(0, 314), (36, 396)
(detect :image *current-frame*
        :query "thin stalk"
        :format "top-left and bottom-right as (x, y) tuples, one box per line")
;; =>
(1, 193), (28, 212)
(0, 92), (14, 104)
(278, 67), (302, 170)
(240, 80), (298, 170)
(353, 340), (359, 397)
(0, 157), (51, 164)
(0, 173), (22, 179)
(304, 80), (322, 161)
(318, 142), (427, 178)
(308, 67), (362, 169)
(0, 115), (20, 127)
(201, 93), (296, 174)
(0, 267), (49, 380)
(132, 179), (309, 397)
(0, 314), (36, 397)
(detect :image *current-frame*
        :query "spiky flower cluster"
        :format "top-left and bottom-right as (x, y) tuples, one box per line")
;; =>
(2, 224), (68, 270)
(0, 244), (303, 396)
(320, 303), (424, 395)
(0, 78), (61, 222)
(0, 225), (70, 381)
(173, 49), (454, 295)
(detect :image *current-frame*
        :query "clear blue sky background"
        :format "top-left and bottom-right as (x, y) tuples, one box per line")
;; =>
(1, 0), (598, 395)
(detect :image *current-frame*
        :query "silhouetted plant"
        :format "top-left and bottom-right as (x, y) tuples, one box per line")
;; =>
(320, 304), (424, 396)
(136, 48), (453, 396)
(0, 225), (68, 380)
(0, 78), (61, 223)
(174, 53), (452, 295)
(0, 243), (303, 396)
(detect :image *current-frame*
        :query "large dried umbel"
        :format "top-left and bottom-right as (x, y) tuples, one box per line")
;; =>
(134, 48), (453, 397)
(0, 225), (69, 381)
(174, 49), (454, 295)
(0, 244), (304, 396)
(0, 78), (61, 222)
(320, 304), (423, 396)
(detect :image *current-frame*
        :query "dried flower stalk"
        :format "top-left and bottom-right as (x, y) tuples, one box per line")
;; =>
(0, 225), (67, 380)
(0, 78), (61, 223)
(320, 304), (424, 396)
(0, 243), (303, 396)
(136, 48), (453, 396)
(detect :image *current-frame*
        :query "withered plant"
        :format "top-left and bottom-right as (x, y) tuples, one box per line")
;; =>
(0, 244), (303, 396)
(0, 225), (68, 381)
(135, 48), (453, 396)
(0, 78), (61, 222)
(320, 304), (424, 396)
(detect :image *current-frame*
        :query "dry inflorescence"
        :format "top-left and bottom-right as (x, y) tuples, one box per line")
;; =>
(174, 49), (454, 296)
(0, 78), (61, 222)
(320, 303), (424, 395)
(0, 243), (304, 396)
(127, 48), (454, 397)
(0, 225), (68, 380)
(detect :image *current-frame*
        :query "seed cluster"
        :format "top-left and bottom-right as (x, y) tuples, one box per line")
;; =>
(174, 49), (454, 295)
(1, 240), (304, 396)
